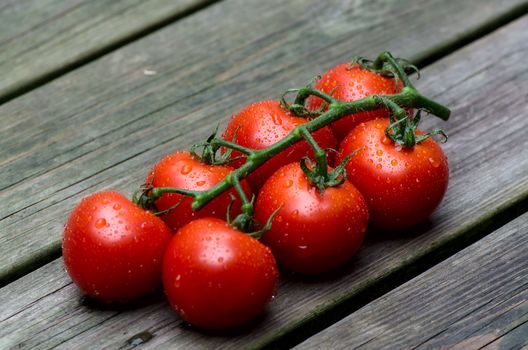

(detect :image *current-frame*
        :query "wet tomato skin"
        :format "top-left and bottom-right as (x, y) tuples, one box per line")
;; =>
(307, 64), (402, 142)
(255, 163), (369, 274)
(148, 151), (252, 231)
(338, 118), (449, 230)
(163, 218), (278, 330)
(222, 100), (337, 190)
(63, 191), (173, 303)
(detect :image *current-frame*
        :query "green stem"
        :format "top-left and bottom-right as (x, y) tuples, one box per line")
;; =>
(372, 51), (414, 88)
(294, 87), (336, 106)
(211, 138), (255, 156)
(230, 174), (253, 216)
(150, 187), (200, 202)
(298, 126), (327, 179)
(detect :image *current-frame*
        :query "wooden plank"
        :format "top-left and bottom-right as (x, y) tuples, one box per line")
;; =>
(1, 14), (527, 350)
(0, 0), (219, 103)
(0, 0), (526, 285)
(295, 213), (528, 350)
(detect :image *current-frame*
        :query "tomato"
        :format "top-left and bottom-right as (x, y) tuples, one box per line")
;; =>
(338, 118), (449, 230)
(222, 100), (336, 190)
(254, 163), (369, 274)
(163, 218), (278, 329)
(63, 192), (172, 303)
(307, 63), (402, 142)
(148, 151), (252, 231)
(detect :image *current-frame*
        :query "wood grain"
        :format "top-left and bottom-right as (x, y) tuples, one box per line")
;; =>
(0, 0), (526, 285)
(1, 13), (527, 350)
(0, 0), (219, 103)
(295, 213), (528, 350)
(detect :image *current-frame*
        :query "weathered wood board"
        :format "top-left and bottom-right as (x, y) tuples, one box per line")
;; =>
(1, 13), (527, 350)
(295, 213), (528, 350)
(0, 0), (218, 103)
(1, 0), (527, 285)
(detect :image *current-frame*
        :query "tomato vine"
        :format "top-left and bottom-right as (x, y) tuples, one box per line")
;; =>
(133, 51), (450, 229)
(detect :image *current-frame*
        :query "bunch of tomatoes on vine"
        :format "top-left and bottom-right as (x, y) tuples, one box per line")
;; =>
(63, 52), (450, 330)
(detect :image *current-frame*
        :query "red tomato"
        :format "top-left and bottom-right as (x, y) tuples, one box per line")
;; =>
(338, 118), (449, 230)
(307, 63), (402, 142)
(254, 163), (369, 274)
(63, 192), (172, 303)
(163, 218), (278, 329)
(148, 151), (252, 231)
(222, 100), (336, 190)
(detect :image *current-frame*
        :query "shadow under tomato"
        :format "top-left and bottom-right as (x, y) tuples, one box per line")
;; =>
(277, 253), (364, 284)
(365, 219), (434, 243)
(79, 290), (166, 311)
(177, 309), (271, 337)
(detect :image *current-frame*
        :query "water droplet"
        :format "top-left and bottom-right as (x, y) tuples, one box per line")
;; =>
(181, 164), (192, 175)
(394, 144), (403, 152)
(376, 164), (382, 170)
(291, 209), (299, 218)
(271, 113), (282, 126)
(95, 218), (106, 229)
(376, 150), (383, 156)
(113, 203), (121, 210)
(196, 180), (205, 186)
(101, 198), (109, 205)
(284, 179), (293, 188)
(391, 159), (398, 166)
(381, 136), (391, 145)
(429, 157), (440, 168)
(375, 122), (383, 129)
(174, 275), (181, 288)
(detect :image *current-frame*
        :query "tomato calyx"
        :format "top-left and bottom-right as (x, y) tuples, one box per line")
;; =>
(351, 51), (420, 89)
(296, 123), (360, 192)
(279, 84), (333, 119)
(227, 200), (282, 240)
(132, 181), (199, 215)
(223, 176), (281, 239)
(190, 127), (249, 166)
(385, 109), (448, 148)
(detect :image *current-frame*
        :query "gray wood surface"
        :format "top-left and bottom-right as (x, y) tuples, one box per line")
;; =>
(0, 0), (217, 102)
(1, 13), (527, 350)
(295, 213), (528, 350)
(0, 0), (526, 285)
